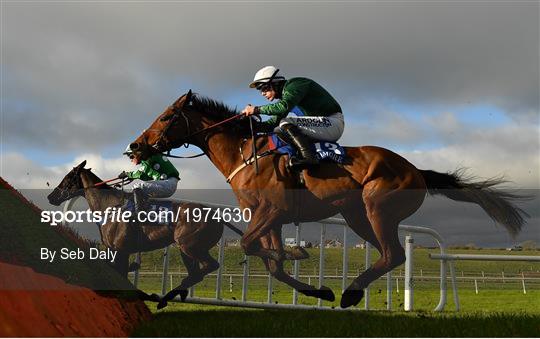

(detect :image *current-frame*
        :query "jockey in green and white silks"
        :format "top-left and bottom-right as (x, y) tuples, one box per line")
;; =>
(119, 146), (179, 210)
(241, 66), (344, 168)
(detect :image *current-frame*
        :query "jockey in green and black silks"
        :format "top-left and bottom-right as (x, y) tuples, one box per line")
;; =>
(241, 66), (344, 169)
(119, 146), (179, 210)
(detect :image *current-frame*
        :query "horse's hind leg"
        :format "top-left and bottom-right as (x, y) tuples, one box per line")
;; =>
(340, 215), (403, 308)
(341, 185), (423, 308)
(337, 207), (383, 307)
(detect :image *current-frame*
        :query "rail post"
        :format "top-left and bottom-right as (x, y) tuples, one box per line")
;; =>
(267, 272), (273, 303)
(318, 223), (326, 307)
(293, 224), (301, 305)
(133, 252), (141, 288)
(387, 271), (393, 310)
(215, 236), (225, 299)
(404, 234), (414, 311)
(161, 246), (170, 296)
(342, 226), (348, 293)
(364, 242), (371, 310)
(241, 255), (249, 302)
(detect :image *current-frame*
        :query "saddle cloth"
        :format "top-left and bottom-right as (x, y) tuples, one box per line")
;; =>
(268, 134), (346, 164)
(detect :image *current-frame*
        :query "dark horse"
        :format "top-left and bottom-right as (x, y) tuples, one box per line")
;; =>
(48, 160), (239, 308)
(130, 91), (528, 308)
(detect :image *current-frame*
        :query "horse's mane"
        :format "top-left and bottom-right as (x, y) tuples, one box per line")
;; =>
(191, 94), (239, 119)
(82, 168), (126, 197)
(189, 94), (254, 136)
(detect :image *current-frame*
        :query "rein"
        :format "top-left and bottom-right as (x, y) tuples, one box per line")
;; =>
(154, 110), (248, 159)
(93, 177), (128, 187)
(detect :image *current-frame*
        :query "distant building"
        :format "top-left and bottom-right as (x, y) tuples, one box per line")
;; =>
(285, 238), (307, 247)
(225, 239), (240, 247)
(325, 239), (343, 248)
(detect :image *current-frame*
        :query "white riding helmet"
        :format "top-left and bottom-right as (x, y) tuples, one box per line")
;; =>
(249, 66), (286, 88)
(123, 144), (133, 156)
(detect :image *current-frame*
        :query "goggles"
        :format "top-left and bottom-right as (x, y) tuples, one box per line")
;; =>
(256, 82), (272, 92)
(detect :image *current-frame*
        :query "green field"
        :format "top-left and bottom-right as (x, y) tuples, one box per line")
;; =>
(131, 246), (540, 336)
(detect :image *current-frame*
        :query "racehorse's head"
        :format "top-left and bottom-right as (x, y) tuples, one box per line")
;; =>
(130, 90), (194, 158)
(47, 160), (87, 206)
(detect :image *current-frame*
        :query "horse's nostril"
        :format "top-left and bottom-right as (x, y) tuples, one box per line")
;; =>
(130, 143), (139, 150)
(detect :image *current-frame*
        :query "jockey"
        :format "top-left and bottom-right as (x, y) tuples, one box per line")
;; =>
(118, 146), (180, 211)
(241, 66), (344, 168)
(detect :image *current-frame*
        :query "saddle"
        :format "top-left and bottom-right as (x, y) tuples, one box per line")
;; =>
(268, 134), (346, 164)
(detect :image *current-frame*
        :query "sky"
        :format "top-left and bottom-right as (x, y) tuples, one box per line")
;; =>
(1, 1), (539, 247)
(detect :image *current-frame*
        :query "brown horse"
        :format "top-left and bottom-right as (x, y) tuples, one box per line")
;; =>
(47, 160), (240, 308)
(130, 91), (529, 308)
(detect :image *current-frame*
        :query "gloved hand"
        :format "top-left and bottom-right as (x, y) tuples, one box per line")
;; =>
(118, 171), (128, 179)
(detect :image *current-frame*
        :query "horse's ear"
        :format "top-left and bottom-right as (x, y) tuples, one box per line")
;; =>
(77, 160), (86, 169)
(182, 89), (193, 107)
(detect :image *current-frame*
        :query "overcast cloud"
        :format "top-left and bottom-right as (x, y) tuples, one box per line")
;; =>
(1, 1), (538, 246)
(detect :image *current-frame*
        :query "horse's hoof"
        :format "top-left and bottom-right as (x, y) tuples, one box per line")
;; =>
(299, 286), (335, 301)
(340, 289), (364, 309)
(179, 289), (188, 302)
(157, 300), (168, 310)
(319, 285), (336, 302)
(134, 290), (160, 302)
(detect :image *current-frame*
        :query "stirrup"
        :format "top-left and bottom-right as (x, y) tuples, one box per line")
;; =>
(288, 155), (319, 169)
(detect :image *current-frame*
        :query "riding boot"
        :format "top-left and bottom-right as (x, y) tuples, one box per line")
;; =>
(133, 188), (147, 213)
(279, 124), (319, 168)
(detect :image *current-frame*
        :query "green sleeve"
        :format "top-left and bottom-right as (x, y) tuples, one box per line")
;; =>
(126, 162), (145, 179)
(145, 165), (162, 180)
(258, 78), (311, 118)
(126, 160), (160, 181)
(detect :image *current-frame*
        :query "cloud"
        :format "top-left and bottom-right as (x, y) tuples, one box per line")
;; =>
(1, 151), (227, 190)
(402, 112), (540, 187)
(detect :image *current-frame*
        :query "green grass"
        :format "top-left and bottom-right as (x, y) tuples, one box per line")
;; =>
(131, 245), (540, 336)
(133, 307), (540, 337)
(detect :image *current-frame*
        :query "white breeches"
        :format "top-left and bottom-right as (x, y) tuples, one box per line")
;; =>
(133, 177), (178, 198)
(279, 112), (344, 142)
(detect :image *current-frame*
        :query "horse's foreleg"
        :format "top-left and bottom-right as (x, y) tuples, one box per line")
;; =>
(260, 231), (335, 302)
(158, 251), (202, 309)
(240, 214), (284, 262)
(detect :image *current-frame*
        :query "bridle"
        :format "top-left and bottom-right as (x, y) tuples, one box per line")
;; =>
(53, 166), (85, 202)
(151, 104), (193, 153)
(149, 101), (244, 155)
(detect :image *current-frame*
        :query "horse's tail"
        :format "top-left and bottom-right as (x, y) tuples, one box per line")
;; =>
(222, 221), (244, 236)
(420, 169), (530, 238)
